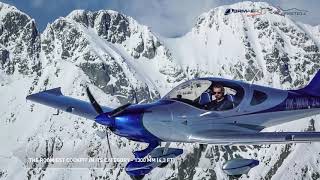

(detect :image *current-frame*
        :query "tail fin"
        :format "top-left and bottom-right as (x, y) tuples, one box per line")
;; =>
(294, 70), (320, 96)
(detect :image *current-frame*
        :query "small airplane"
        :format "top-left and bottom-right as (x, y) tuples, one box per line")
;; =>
(26, 70), (320, 179)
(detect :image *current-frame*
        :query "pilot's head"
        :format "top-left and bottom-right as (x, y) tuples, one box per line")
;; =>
(212, 84), (225, 101)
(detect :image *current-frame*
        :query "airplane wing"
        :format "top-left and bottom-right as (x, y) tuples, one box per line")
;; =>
(26, 87), (113, 120)
(189, 132), (320, 145)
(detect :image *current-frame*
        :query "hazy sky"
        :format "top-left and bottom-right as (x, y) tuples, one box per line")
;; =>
(1, 0), (320, 37)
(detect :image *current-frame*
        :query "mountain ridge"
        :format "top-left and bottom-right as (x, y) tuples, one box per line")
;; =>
(1, 1), (320, 179)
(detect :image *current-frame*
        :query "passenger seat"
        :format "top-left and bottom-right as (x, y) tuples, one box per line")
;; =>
(199, 91), (212, 105)
(226, 94), (235, 108)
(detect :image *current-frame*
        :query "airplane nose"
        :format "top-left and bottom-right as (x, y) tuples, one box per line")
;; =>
(95, 113), (114, 127)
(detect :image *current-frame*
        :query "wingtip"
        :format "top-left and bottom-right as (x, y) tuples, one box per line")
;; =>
(26, 94), (32, 100)
(44, 87), (63, 96)
(26, 87), (63, 101)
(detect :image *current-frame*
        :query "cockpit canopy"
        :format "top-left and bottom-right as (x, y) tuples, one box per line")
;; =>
(163, 79), (245, 111)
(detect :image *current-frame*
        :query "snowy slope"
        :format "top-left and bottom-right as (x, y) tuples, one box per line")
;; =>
(165, 1), (320, 89)
(41, 9), (185, 98)
(1, 1), (320, 180)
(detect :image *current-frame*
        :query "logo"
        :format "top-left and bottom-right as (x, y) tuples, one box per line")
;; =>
(224, 8), (268, 17)
(276, 7), (308, 16)
(224, 6), (308, 17)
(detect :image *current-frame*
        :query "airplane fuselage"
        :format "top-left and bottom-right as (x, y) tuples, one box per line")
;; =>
(109, 85), (320, 144)
(26, 71), (320, 177)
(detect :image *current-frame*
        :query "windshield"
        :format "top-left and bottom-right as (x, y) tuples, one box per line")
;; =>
(163, 79), (244, 111)
(163, 80), (211, 101)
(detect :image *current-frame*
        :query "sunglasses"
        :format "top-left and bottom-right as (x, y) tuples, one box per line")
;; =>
(213, 91), (223, 94)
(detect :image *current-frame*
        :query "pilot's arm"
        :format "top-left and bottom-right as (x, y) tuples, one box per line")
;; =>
(207, 97), (233, 111)
(219, 99), (233, 111)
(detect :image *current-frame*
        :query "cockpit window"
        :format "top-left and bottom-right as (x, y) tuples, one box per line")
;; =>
(163, 79), (244, 111)
(164, 80), (211, 101)
(250, 90), (267, 105)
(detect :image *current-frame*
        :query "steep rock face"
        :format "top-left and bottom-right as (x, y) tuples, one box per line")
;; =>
(166, 1), (320, 89)
(41, 9), (185, 103)
(68, 10), (161, 59)
(0, 2), (41, 75)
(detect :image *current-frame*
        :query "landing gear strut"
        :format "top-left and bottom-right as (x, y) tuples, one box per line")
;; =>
(159, 142), (170, 168)
(126, 142), (183, 178)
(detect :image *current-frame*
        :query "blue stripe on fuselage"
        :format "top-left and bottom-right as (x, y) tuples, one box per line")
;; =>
(254, 91), (320, 114)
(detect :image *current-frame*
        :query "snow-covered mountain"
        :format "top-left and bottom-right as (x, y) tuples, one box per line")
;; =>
(165, 1), (320, 89)
(41, 9), (186, 103)
(0, 1), (320, 179)
(0, 2), (41, 76)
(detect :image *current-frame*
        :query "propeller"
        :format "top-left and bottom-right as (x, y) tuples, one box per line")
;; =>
(105, 128), (113, 159)
(86, 86), (114, 159)
(87, 86), (132, 118)
(109, 103), (131, 117)
(86, 86), (144, 160)
(86, 87), (103, 114)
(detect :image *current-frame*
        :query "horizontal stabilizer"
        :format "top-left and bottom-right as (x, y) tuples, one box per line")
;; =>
(26, 88), (113, 120)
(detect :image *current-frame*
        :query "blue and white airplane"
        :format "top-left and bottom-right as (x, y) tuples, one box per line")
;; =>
(26, 70), (320, 179)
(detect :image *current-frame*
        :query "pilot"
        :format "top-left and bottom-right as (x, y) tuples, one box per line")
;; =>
(205, 84), (233, 111)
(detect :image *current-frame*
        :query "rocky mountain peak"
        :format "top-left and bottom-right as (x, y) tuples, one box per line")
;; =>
(194, 1), (284, 33)
(0, 2), (22, 15)
(66, 9), (131, 44)
(1, 2), (320, 180)
(40, 8), (185, 104)
(44, 9), (165, 61)
(0, 2), (41, 75)
(184, 1), (320, 88)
